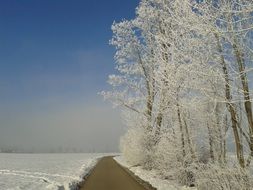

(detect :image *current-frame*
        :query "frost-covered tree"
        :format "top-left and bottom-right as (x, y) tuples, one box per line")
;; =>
(193, 0), (253, 168)
(103, 0), (253, 188)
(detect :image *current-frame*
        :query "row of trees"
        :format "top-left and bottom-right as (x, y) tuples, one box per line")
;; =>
(103, 0), (253, 188)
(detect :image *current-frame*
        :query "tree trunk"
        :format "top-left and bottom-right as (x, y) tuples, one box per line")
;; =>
(156, 111), (163, 135)
(137, 51), (155, 129)
(177, 103), (186, 158)
(207, 122), (215, 162)
(155, 89), (166, 137)
(232, 39), (253, 166)
(215, 102), (223, 163)
(183, 117), (196, 160)
(223, 115), (229, 163)
(215, 33), (245, 167)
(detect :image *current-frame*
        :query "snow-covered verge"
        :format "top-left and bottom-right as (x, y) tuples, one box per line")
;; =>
(64, 157), (100, 190)
(114, 156), (196, 190)
(0, 153), (105, 190)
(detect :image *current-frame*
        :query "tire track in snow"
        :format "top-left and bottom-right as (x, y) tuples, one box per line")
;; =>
(0, 169), (79, 190)
(0, 170), (60, 185)
(0, 169), (79, 180)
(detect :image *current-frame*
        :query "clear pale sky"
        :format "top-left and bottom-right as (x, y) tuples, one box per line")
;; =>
(0, 0), (139, 152)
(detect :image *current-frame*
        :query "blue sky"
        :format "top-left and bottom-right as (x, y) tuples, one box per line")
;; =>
(0, 0), (139, 152)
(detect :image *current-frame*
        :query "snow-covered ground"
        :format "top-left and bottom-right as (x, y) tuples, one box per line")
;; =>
(0, 153), (105, 190)
(114, 156), (196, 190)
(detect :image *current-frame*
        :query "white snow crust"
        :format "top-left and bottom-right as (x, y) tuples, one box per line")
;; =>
(0, 153), (104, 190)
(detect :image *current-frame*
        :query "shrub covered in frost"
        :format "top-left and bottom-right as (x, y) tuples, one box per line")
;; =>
(176, 164), (196, 187)
(152, 129), (197, 186)
(152, 130), (183, 178)
(194, 163), (253, 190)
(120, 126), (153, 167)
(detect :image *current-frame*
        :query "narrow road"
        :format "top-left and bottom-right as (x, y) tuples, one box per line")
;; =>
(80, 156), (148, 190)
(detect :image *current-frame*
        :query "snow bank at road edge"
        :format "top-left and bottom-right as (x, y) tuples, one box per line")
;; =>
(114, 156), (196, 190)
(67, 157), (103, 190)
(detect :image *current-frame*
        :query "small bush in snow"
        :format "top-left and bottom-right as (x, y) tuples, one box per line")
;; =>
(153, 130), (183, 179)
(120, 126), (153, 167)
(198, 147), (212, 164)
(176, 164), (196, 187)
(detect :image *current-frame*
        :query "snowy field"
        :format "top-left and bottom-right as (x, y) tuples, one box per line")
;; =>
(0, 153), (105, 190)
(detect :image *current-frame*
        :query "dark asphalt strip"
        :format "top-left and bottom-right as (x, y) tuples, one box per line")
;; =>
(79, 156), (149, 190)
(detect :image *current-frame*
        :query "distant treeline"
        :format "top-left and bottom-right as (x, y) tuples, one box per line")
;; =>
(0, 146), (97, 153)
